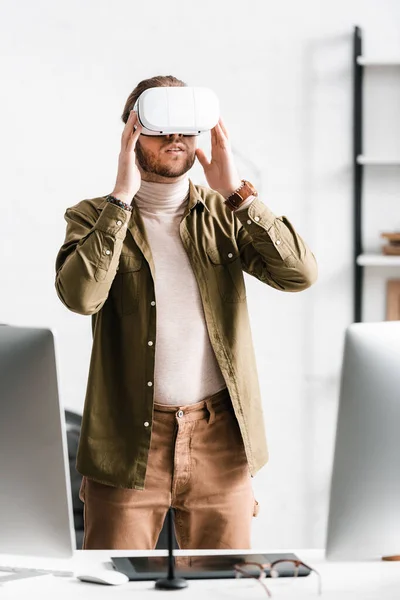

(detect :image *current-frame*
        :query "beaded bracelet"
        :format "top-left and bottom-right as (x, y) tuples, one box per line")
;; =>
(105, 194), (133, 213)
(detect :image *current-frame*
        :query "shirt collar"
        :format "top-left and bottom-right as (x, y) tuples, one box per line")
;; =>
(187, 178), (210, 213)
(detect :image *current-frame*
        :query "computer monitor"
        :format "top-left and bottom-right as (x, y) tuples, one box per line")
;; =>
(0, 324), (76, 558)
(325, 321), (400, 560)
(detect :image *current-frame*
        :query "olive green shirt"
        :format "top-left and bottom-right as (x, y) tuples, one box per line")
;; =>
(55, 179), (318, 490)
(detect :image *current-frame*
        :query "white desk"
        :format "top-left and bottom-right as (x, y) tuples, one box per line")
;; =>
(1, 549), (399, 599)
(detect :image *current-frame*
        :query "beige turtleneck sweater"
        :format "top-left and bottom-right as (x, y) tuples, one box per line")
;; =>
(133, 175), (253, 406)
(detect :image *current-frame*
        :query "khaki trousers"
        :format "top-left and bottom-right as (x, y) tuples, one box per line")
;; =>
(79, 386), (259, 550)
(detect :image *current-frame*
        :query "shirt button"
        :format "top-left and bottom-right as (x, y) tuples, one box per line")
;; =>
(151, 301), (156, 306)
(116, 220), (122, 226)
(144, 421), (150, 427)
(147, 381), (153, 387)
(228, 253), (233, 258)
(254, 216), (260, 222)
(148, 341), (153, 346)
(247, 219), (251, 224)
(177, 410), (184, 418)
(276, 240), (281, 245)
(105, 249), (111, 255)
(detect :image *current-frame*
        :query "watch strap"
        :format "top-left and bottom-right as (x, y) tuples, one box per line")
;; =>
(224, 180), (258, 211)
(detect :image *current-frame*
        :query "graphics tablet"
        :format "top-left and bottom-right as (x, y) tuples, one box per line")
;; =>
(111, 553), (311, 581)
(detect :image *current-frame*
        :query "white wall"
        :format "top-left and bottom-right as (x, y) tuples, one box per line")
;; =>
(1, 0), (400, 549)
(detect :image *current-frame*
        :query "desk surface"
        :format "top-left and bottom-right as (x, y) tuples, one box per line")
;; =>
(0, 549), (399, 599)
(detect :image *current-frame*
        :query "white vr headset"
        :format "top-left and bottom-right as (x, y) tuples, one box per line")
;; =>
(132, 86), (220, 136)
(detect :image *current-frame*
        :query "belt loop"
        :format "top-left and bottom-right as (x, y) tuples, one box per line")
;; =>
(205, 399), (216, 425)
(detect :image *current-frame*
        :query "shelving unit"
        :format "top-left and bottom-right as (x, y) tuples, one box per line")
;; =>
(356, 156), (400, 165)
(353, 26), (400, 322)
(357, 255), (400, 267)
(357, 57), (400, 66)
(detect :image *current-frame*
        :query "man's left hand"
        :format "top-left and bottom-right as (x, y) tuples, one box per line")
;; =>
(195, 117), (242, 199)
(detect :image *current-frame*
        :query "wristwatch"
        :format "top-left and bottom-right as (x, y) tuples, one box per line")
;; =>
(224, 180), (258, 211)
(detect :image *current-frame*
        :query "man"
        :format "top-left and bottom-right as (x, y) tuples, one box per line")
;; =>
(55, 75), (318, 550)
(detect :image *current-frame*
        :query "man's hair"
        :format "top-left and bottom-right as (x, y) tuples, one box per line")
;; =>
(121, 75), (187, 124)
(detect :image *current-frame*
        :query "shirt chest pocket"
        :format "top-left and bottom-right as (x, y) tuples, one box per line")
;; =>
(206, 244), (246, 303)
(113, 253), (143, 315)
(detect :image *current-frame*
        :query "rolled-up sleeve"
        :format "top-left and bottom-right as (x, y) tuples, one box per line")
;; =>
(234, 197), (318, 292)
(55, 200), (131, 315)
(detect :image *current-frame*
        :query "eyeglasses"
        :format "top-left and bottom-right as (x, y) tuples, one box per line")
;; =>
(233, 559), (322, 597)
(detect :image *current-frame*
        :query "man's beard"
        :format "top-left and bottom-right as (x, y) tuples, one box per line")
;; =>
(135, 141), (196, 178)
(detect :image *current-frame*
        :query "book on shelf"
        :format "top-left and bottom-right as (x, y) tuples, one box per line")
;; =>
(381, 232), (400, 256)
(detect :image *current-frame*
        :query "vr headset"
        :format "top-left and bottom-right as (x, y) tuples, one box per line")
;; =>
(132, 86), (220, 136)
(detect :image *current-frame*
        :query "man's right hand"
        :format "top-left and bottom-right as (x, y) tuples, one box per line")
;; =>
(111, 109), (143, 204)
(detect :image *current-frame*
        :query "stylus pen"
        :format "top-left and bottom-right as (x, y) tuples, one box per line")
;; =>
(155, 508), (188, 589)
(167, 507), (175, 579)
